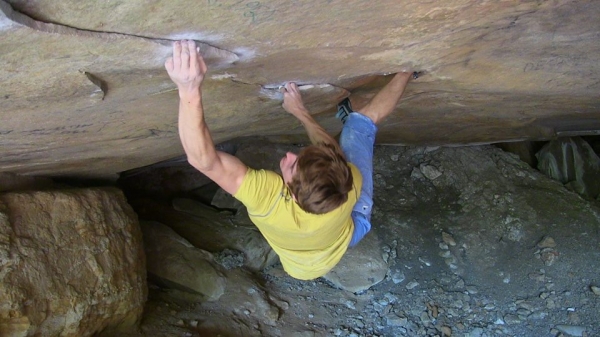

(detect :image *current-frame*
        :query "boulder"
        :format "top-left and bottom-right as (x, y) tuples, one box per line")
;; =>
(536, 137), (600, 198)
(140, 221), (226, 301)
(324, 231), (388, 293)
(132, 197), (278, 271)
(0, 188), (146, 337)
(172, 198), (278, 271)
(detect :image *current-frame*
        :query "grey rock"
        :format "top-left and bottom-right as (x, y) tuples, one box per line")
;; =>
(169, 197), (278, 271)
(555, 324), (586, 336)
(537, 137), (600, 198)
(503, 314), (522, 325)
(420, 164), (443, 180)
(406, 281), (420, 290)
(468, 327), (484, 337)
(141, 221), (226, 301)
(442, 232), (457, 246)
(324, 231), (388, 293)
(385, 314), (408, 327)
(392, 270), (406, 284)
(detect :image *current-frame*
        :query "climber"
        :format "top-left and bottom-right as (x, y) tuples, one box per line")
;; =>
(165, 40), (413, 280)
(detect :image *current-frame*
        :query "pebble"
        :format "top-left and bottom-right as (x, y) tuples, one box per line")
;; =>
(385, 314), (408, 327)
(392, 270), (406, 284)
(419, 257), (432, 267)
(406, 281), (419, 290)
(442, 232), (457, 246)
(384, 293), (398, 303)
(420, 164), (443, 180)
(539, 248), (559, 266)
(466, 285), (478, 294)
(503, 314), (521, 324)
(468, 327), (484, 337)
(555, 325), (586, 337)
(537, 236), (556, 248)
(419, 311), (431, 325)
(441, 326), (452, 336)
(591, 286), (600, 296)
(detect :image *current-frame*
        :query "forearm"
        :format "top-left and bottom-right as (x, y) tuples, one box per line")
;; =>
(178, 91), (219, 171)
(293, 109), (339, 149)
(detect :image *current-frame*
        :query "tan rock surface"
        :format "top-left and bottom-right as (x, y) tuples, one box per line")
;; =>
(0, 0), (599, 178)
(0, 187), (146, 336)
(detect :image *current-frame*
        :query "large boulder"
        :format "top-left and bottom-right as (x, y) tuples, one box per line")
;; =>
(133, 197), (278, 271)
(536, 137), (600, 199)
(0, 188), (146, 337)
(323, 231), (388, 293)
(140, 221), (226, 301)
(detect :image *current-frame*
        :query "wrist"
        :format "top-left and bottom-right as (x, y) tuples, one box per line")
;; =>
(291, 107), (310, 117)
(178, 88), (202, 102)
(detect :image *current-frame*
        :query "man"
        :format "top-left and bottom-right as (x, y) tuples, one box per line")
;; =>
(165, 40), (412, 280)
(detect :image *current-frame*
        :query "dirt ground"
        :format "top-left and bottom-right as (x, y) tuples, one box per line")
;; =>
(117, 142), (600, 337)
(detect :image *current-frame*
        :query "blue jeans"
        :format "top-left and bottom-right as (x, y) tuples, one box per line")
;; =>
(339, 112), (377, 247)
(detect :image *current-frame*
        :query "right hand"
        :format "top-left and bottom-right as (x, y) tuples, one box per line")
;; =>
(165, 40), (207, 95)
(281, 82), (309, 116)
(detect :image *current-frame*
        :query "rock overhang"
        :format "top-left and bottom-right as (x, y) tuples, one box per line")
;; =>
(0, 0), (598, 178)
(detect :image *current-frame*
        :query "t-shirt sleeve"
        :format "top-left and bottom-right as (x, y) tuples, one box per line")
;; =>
(233, 168), (284, 216)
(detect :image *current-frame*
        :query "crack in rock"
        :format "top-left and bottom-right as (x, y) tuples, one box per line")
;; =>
(82, 72), (107, 100)
(0, 0), (238, 64)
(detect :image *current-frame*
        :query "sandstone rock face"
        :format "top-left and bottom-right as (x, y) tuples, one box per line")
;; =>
(140, 220), (226, 301)
(1, 0), (598, 178)
(0, 188), (146, 337)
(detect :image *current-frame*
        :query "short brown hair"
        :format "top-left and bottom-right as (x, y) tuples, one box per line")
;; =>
(288, 144), (353, 214)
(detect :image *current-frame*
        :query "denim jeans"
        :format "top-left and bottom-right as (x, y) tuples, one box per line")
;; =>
(339, 112), (377, 247)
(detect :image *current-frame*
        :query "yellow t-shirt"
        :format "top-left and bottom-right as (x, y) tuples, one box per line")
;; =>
(233, 164), (362, 280)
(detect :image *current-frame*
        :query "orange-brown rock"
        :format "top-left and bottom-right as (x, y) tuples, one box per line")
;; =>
(0, 188), (146, 336)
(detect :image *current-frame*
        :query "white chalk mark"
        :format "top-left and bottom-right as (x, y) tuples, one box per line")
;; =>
(211, 73), (237, 80)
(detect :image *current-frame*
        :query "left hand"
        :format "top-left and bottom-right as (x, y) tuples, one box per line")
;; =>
(165, 40), (207, 95)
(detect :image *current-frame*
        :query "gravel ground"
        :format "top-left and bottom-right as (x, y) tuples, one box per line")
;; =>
(117, 143), (600, 337)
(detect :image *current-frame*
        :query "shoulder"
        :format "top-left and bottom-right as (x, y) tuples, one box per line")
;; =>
(233, 168), (285, 211)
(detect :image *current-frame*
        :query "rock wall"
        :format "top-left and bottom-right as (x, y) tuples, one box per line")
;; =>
(1, 0), (599, 178)
(0, 188), (146, 337)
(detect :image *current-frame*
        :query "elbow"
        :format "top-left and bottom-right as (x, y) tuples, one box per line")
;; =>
(187, 156), (215, 173)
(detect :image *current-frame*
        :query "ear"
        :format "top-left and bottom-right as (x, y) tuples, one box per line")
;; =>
(286, 183), (298, 202)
